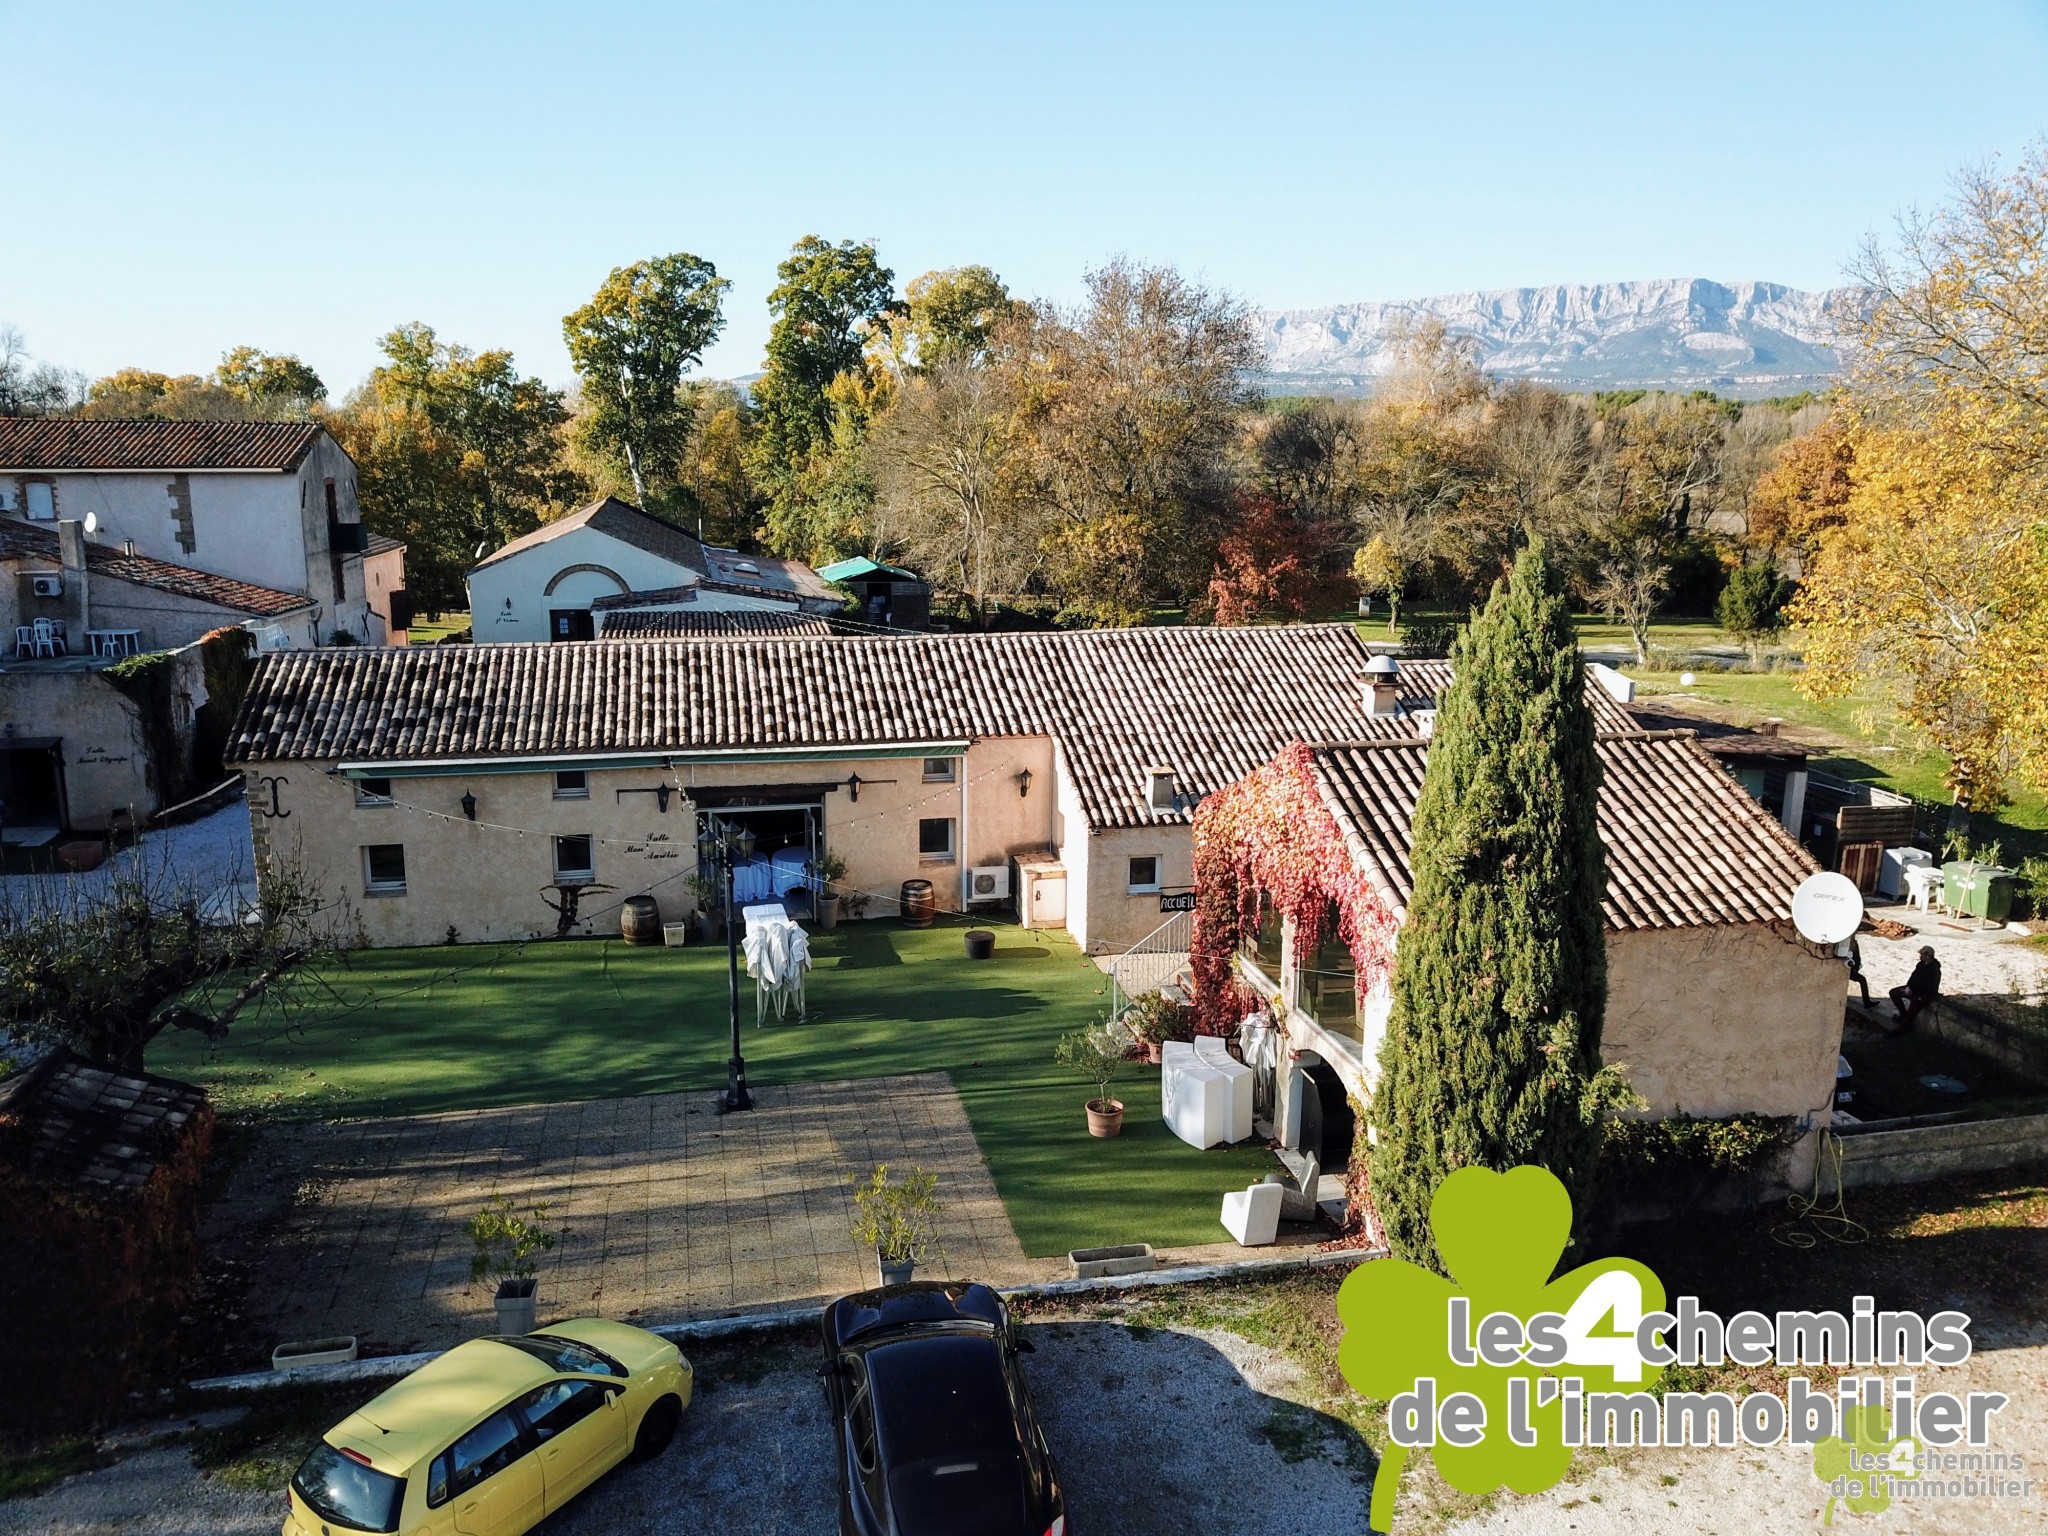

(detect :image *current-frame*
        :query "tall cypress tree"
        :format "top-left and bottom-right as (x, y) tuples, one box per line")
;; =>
(1368, 539), (1610, 1271)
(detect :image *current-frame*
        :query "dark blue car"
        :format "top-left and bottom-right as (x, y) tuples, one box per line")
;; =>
(819, 1282), (1066, 1536)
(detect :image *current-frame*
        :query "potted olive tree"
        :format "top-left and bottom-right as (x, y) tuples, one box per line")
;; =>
(811, 852), (849, 931)
(469, 1196), (557, 1334)
(849, 1163), (941, 1286)
(1055, 1024), (1128, 1137)
(686, 871), (724, 942)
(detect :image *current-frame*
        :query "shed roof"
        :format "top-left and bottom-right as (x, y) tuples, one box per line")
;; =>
(1307, 729), (1819, 932)
(0, 418), (325, 472)
(818, 556), (923, 584)
(0, 1051), (209, 1194)
(470, 496), (709, 577)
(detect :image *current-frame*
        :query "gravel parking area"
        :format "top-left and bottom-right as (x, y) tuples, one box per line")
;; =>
(0, 1316), (1374, 1536)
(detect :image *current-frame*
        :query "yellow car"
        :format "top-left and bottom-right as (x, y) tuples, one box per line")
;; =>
(283, 1319), (690, 1535)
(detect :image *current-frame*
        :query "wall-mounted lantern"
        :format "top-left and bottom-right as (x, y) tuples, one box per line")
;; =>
(460, 790), (477, 821)
(1016, 767), (1033, 799)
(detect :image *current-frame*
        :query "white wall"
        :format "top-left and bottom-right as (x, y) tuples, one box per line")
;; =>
(465, 524), (806, 643)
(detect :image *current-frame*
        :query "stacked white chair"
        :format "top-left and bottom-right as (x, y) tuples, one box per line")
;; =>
(1192, 1035), (1254, 1145)
(1160, 1040), (1228, 1149)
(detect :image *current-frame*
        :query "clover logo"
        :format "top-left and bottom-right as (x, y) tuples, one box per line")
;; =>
(1813, 1404), (1918, 1524)
(1337, 1165), (1666, 1532)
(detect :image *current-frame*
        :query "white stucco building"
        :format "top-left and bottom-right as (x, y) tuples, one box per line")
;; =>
(0, 419), (387, 647)
(465, 497), (841, 643)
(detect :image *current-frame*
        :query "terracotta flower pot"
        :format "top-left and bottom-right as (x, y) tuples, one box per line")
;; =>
(1143, 1041), (1162, 1065)
(1086, 1098), (1125, 1138)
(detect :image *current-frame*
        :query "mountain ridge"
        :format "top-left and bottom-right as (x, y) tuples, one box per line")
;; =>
(1257, 277), (1862, 397)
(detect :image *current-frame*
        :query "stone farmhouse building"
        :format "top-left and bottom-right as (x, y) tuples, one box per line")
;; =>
(0, 418), (390, 649)
(226, 625), (1401, 951)
(1195, 668), (1843, 1184)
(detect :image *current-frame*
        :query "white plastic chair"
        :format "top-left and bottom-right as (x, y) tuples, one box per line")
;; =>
(1221, 1182), (1283, 1246)
(32, 618), (60, 657)
(1192, 1035), (1254, 1145)
(12, 626), (32, 659)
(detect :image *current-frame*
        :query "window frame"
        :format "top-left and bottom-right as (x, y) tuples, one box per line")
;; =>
(426, 1406), (533, 1509)
(513, 1378), (612, 1444)
(917, 816), (956, 863)
(552, 770), (589, 800)
(1239, 890), (1284, 978)
(553, 834), (596, 885)
(362, 843), (407, 896)
(1126, 855), (1161, 894)
(354, 777), (394, 808)
(921, 756), (957, 784)
(1293, 898), (1361, 1046)
(22, 478), (56, 522)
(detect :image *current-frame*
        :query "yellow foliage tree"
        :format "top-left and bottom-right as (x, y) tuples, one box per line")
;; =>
(1352, 532), (1409, 633)
(1791, 148), (2048, 818)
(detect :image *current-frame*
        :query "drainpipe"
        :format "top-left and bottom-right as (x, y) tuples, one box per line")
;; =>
(57, 519), (90, 634)
(959, 751), (970, 912)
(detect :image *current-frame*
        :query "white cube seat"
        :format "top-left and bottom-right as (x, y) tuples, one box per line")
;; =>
(1191, 1035), (1254, 1145)
(1221, 1181), (1284, 1246)
(1161, 1041), (1229, 1149)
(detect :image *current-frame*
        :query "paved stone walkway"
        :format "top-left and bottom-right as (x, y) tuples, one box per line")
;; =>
(232, 1074), (1032, 1357)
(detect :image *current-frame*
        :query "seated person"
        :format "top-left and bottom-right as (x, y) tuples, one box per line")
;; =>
(1888, 945), (1941, 1029)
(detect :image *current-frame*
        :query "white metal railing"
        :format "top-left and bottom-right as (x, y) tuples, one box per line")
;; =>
(1108, 908), (1193, 1022)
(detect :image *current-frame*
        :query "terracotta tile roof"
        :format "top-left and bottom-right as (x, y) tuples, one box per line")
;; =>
(0, 1050), (209, 1194)
(0, 520), (312, 617)
(1308, 729), (1819, 932)
(470, 497), (709, 576)
(228, 624), (1401, 828)
(0, 417), (323, 472)
(597, 609), (835, 638)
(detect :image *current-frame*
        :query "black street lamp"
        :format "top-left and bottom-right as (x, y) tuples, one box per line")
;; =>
(699, 817), (753, 1113)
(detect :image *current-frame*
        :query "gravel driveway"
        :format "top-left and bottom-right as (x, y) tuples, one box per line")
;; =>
(2, 1319), (1375, 1536)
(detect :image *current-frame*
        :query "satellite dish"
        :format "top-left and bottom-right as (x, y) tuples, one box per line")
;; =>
(84, 511), (98, 535)
(1791, 872), (1863, 945)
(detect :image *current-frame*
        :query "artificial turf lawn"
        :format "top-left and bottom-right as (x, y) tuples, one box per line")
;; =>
(152, 919), (1274, 1258)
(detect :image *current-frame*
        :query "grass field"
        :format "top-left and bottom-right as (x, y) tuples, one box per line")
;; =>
(151, 919), (1271, 1258)
(404, 611), (471, 645)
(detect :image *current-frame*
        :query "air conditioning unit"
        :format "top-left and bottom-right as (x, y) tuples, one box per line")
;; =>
(30, 574), (62, 598)
(967, 864), (1011, 904)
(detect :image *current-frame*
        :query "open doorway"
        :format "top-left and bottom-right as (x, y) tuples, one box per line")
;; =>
(0, 738), (65, 847)
(699, 797), (825, 912)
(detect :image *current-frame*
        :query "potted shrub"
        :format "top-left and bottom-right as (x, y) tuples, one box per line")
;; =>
(850, 1163), (941, 1286)
(468, 1196), (557, 1334)
(1055, 1024), (1128, 1138)
(811, 852), (849, 931)
(1126, 991), (1193, 1065)
(686, 872), (725, 941)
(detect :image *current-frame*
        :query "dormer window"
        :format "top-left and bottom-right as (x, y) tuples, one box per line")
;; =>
(1146, 768), (1176, 813)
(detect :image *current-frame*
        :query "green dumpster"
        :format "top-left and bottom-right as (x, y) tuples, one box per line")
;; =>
(1941, 860), (1972, 912)
(1964, 866), (2016, 924)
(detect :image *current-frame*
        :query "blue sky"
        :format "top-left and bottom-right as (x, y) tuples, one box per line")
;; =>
(4, 1), (2045, 394)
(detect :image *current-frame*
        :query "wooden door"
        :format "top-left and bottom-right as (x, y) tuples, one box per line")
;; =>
(1840, 840), (1884, 893)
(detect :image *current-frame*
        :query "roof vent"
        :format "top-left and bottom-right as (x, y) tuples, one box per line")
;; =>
(1363, 653), (1402, 716)
(732, 560), (760, 576)
(1145, 767), (1177, 813)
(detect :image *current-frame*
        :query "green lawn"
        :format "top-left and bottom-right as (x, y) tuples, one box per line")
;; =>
(153, 920), (1271, 1259)
(405, 611), (471, 645)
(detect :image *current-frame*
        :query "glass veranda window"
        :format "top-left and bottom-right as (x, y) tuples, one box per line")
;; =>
(1295, 899), (1360, 1046)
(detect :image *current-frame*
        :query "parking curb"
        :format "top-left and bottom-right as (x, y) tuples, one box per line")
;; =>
(186, 1245), (1386, 1395)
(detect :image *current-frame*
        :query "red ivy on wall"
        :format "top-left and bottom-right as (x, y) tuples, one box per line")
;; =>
(1188, 743), (1400, 1034)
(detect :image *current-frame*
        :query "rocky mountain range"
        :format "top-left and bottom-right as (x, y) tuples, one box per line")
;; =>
(1256, 278), (1861, 398)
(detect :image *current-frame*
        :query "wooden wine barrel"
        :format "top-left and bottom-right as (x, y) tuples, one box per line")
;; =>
(900, 879), (937, 928)
(621, 894), (662, 945)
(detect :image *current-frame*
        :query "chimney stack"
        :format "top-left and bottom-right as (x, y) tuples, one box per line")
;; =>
(1363, 653), (1402, 717)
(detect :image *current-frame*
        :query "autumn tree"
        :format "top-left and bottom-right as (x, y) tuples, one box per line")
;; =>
(1792, 146), (2048, 815)
(77, 348), (326, 421)
(562, 252), (729, 507)
(877, 265), (1024, 374)
(868, 352), (1041, 627)
(1748, 411), (1856, 559)
(1351, 530), (1409, 632)
(1203, 495), (1332, 624)
(214, 347), (327, 409)
(330, 324), (584, 613)
(1015, 260), (1261, 623)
